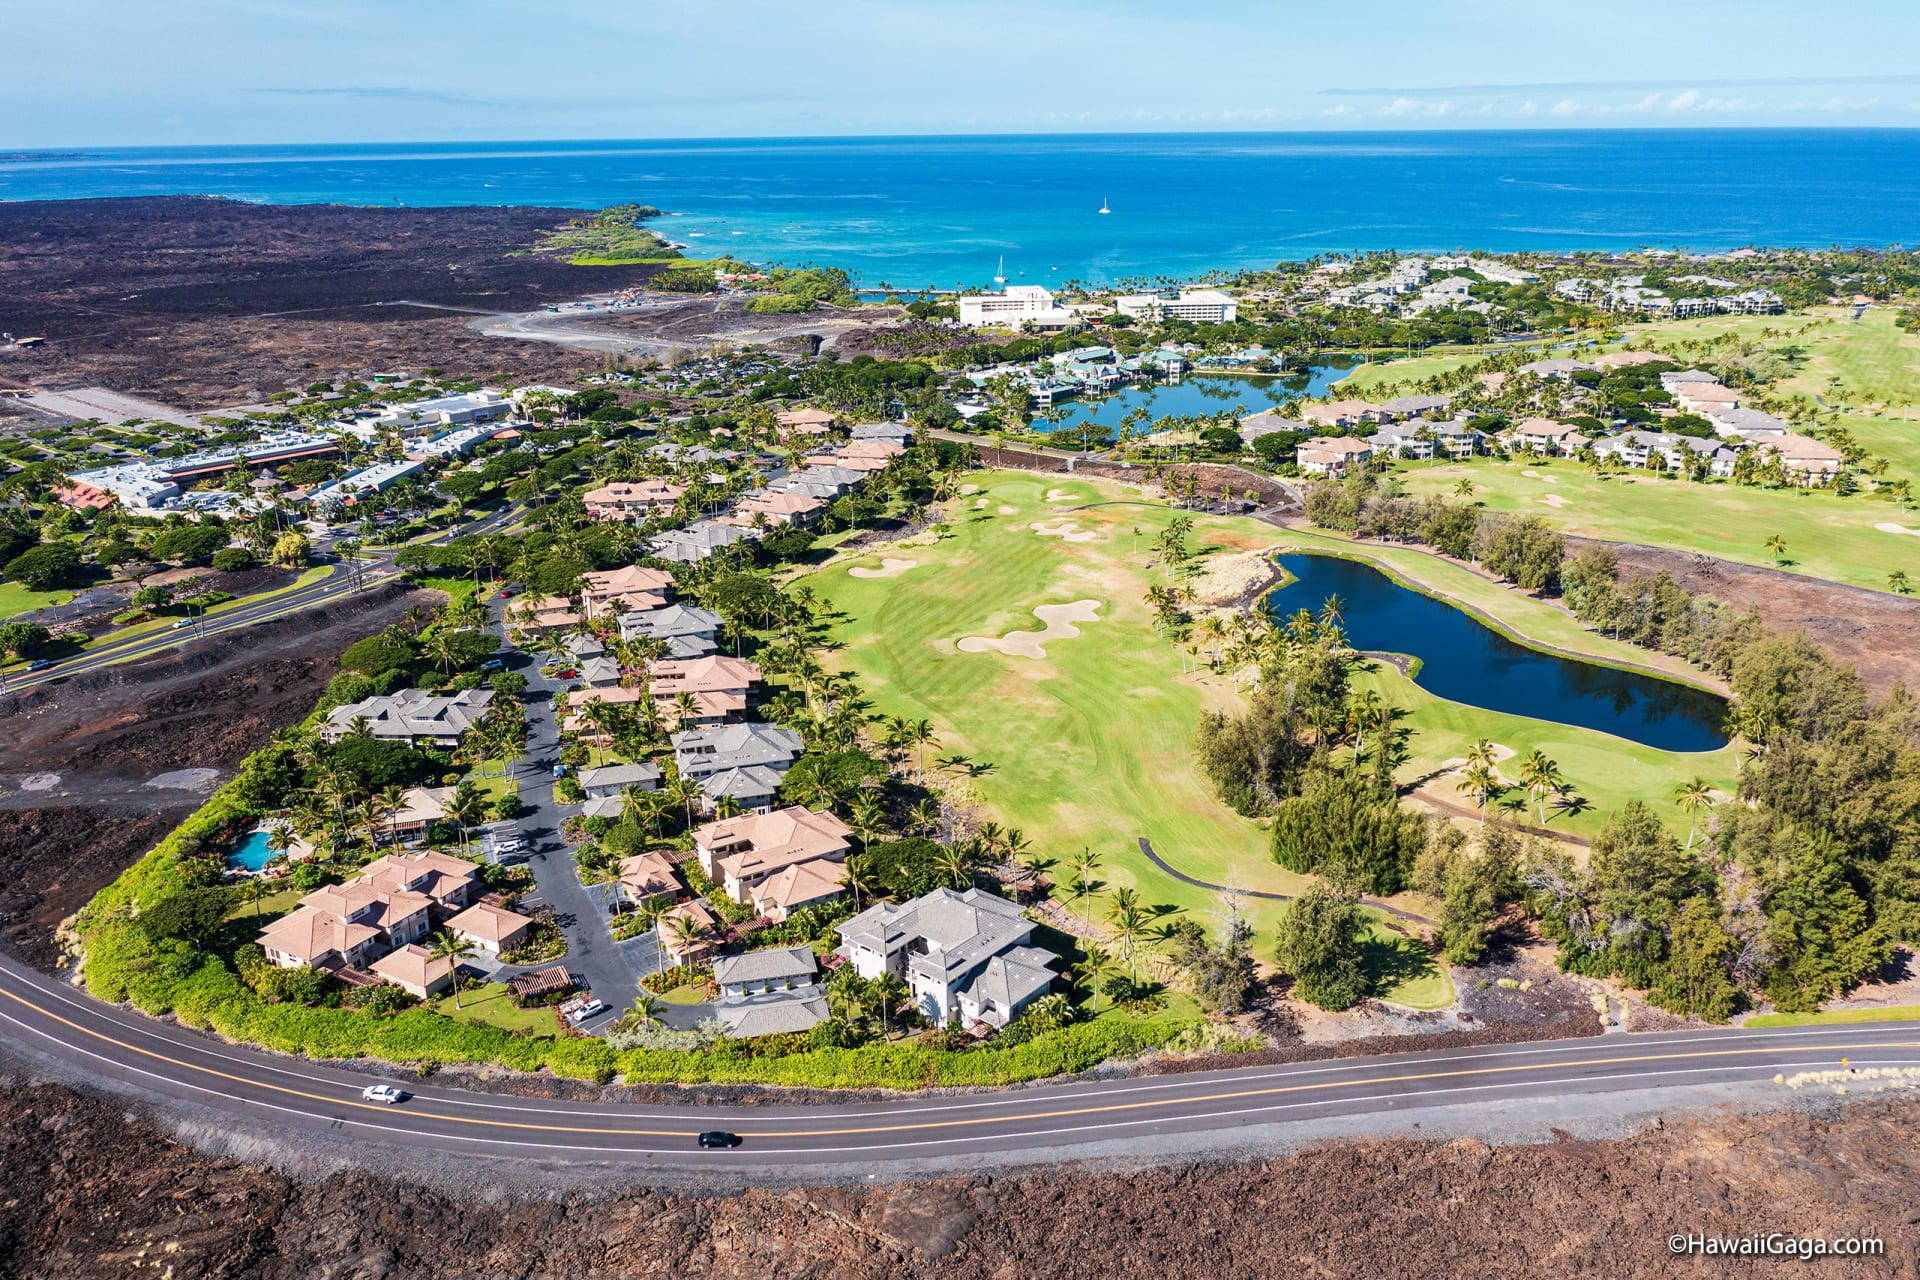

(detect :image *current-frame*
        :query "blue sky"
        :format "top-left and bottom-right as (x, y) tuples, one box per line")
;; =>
(9, 0), (1920, 147)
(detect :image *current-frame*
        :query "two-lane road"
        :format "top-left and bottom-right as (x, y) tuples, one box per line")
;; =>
(3, 505), (524, 697)
(3, 955), (1913, 1172)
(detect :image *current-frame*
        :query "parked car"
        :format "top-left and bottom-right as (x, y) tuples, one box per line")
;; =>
(551, 763), (567, 779)
(697, 1131), (743, 1149)
(567, 999), (607, 1024)
(480, 658), (504, 672)
(361, 1084), (408, 1105)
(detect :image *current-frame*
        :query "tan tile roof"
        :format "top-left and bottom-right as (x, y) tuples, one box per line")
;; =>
(367, 943), (452, 989)
(256, 906), (381, 963)
(750, 859), (848, 912)
(445, 901), (533, 945)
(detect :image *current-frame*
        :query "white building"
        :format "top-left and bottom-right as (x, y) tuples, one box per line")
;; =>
(375, 390), (511, 429)
(956, 285), (1079, 330)
(1113, 289), (1239, 324)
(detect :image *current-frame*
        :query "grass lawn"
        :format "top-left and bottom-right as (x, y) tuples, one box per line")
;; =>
(1744, 1003), (1920, 1028)
(0, 581), (73, 618)
(1361, 921), (1451, 1010)
(1338, 348), (1497, 394)
(1348, 659), (1737, 845)
(1393, 456), (1919, 593)
(429, 983), (559, 1035)
(657, 982), (710, 1006)
(802, 470), (1750, 1008)
(222, 886), (304, 922)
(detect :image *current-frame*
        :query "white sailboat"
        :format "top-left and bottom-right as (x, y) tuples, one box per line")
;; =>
(993, 255), (1007, 285)
(1098, 195), (1111, 215)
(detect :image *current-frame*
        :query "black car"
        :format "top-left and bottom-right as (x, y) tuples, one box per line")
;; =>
(697, 1130), (742, 1149)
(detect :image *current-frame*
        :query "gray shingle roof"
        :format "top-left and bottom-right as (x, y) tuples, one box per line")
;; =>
(713, 945), (818, 987)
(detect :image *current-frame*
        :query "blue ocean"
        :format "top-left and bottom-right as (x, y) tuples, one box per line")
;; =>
(3, 130), (1917, 288)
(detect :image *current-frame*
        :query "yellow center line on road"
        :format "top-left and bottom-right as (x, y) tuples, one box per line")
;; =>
(9, 984), (1915, 1143)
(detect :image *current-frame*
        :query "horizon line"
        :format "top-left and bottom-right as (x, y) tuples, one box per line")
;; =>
(8, 122), (1920, 156)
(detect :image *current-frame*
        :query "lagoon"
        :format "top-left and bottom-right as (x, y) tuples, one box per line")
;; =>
(1036, 367), (1355, 435)
(1270, 554), (1728, 754)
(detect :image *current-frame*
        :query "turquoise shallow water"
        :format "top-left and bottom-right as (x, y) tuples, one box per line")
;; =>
(5, 129), (1918, 286)
(227, 829), (275, 872)
(1038, 366), (1359, 435)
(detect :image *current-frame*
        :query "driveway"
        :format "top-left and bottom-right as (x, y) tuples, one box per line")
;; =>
(487, 607), (637, 1030)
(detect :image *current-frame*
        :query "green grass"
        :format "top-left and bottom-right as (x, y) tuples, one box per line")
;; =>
(1361, 922), (1452, 1010)
(804, 470), (1756, 1009)
(429, 983), (559, 1034)
(1338, 349), (1494, 394)
(0, 581), (73, 618)
(222, 886), (304, 922)
(657, 983), (709, 1006)
(1394, 457), (1919, 593)
(1744, 1003), (1920, 1028)
(1346, 659), (1736, 845)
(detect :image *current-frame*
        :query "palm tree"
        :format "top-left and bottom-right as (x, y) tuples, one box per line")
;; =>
(1107, 888), (1146, 985)
(935, 841), (974, 890)
(1456, 761), (1499, 827)
(1674, 776), (1716, 850)
(242, 876), (272, 917)
(426, 930), (478, 1009)
(1075, 943), (1116, 1013)
(848, 791), (886, 853)
(443, 784), (487, 853)
(1890, 569), (1911, 595)
(1465, 738), (1500, 774)
(908, 718), (939, 779)
(1764, 533), (1787, 566)
(1517, 749), (1564, 825)
(663, 912), (709, 964)
(622, 993), (664, 1027)
(1453, 478), (1475, 500)
(1070, 847), (1103, 932)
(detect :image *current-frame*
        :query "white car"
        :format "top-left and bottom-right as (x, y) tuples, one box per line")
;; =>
(361, 1084), (408, 1105)
(567, 999), (607, 1024)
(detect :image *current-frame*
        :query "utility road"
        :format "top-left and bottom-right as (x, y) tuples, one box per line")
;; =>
(3, 955), (1913, 1171)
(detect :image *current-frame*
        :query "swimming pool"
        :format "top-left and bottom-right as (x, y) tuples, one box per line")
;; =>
(227, 829), (277, 872)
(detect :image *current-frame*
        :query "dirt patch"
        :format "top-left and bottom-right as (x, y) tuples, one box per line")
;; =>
(847, 557), (919, 580)
(1569, 535), (1920, 697)
(1, 1079), (1917, 1278)
(1187, 549), (1283, 607)
(958, 600), (1103, 660)
(0, 583), (437, 970)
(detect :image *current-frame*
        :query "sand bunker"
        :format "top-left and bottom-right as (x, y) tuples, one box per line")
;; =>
(959, 483), (979, 494)
(998, 504), (1018, 515)
(958, 600), (1103, 660)
(1045, 488), (1076, 503)
(1032, 519), (1098, 543)
(1875, 522), (1920, 537)
(1521, 469), (1558, 484)
(1538, 493), (1573, 508)
(973, 498), (988, 509)
(848, 557), (919, 579)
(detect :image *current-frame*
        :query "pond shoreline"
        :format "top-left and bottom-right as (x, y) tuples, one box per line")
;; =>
(1257, 550), (1730, 754)
(1255, 540), (1731, 701)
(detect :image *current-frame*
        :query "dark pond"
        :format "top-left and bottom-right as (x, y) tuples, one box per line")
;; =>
(1269, 554), (1729, 753)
